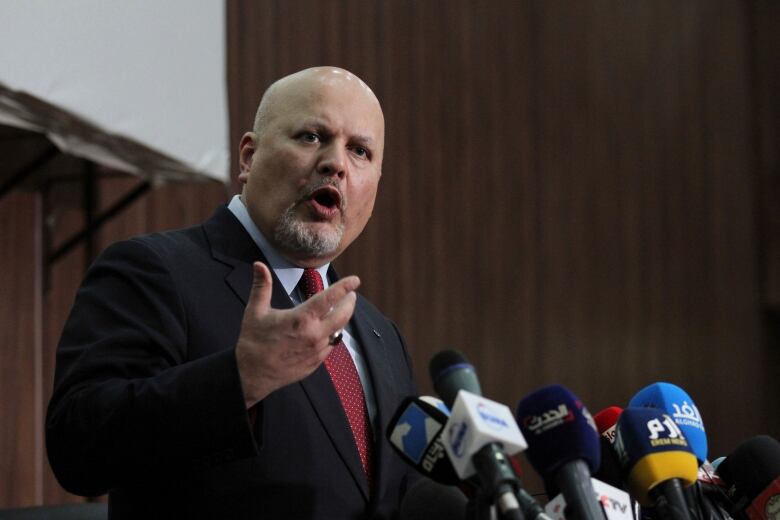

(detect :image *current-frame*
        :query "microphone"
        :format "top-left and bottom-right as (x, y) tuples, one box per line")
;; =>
(442, 390), (528, 519)
(516, 384), (604, 520)
(387, 395), (461, 485)
(545, 405), (635, 520)
(629, 383), (708, 464)
(595, 407), (624, 445)
(430, 349), (550, 520)
(593, 407), (628, 492)
(716, 435), (780, 520)
(429, 349), (482, 408)
(613, 407), (698, 520)
(628, 384), (735, 520)
(400, 477), (469, 520)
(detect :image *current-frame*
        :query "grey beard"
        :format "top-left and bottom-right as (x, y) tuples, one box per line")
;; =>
(273, 204), (344, 258)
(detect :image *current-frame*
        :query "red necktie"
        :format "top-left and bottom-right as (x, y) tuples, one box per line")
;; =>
(299, 268), (374, 485)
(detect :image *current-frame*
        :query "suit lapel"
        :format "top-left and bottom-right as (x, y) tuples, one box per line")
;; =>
(203, 206), (372, 501)
(349, 299), (400, 501)
(203, 206), (292, 309)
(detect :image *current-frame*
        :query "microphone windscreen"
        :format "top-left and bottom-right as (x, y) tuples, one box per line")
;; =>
(716, 435), (780, 506)
(594, 406), (623, 438)
(428, 350), (481, 408)
(515, 384), (601, 477)
(400, 478), (468, 520)
(629, 382), (708, 463)
(614, 407), (698, 505)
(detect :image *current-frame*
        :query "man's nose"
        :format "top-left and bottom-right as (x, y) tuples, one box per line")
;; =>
(317, 144), (347, 178)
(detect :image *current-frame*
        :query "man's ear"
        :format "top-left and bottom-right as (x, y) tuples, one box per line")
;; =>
(238, 132), (257, 185)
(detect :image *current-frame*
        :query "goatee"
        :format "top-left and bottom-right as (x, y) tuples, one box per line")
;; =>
(274, 204), (344, 258)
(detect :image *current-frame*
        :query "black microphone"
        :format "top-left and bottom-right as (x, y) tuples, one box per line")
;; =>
(716, 435), (780, 520)
(400, 477), (470, 520)
(429, 349), (482, 407)
(593, 406), (629, 492)
(430, 349), (550, 520)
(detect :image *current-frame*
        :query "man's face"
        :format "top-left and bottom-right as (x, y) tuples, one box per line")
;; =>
(239, 71), (384, 267)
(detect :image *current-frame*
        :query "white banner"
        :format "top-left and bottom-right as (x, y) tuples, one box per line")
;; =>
(0, 0), (228, 183)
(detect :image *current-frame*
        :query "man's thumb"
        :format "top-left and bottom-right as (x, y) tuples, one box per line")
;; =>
(247, 261), (272, 315)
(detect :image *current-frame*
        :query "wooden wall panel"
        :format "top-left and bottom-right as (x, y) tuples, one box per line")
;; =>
(0, 169), (228, 506)
(0, 191), (41, 506)
(227, 0), (778, 478)
(752, 0), (780, 422)
(41, 174), (92, 505)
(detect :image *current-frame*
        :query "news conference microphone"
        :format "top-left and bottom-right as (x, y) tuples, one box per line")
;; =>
(400, 477), (469, 520)
(628, 384), (724, 520)
(443, 390), (529, 520)
(516, 384), (604, 520)
(430, 350), (550, 520)
(595, 407), (624, 445)
(716, 435), (780, 520)
(629, 383), (708, 464)
(593, 407), (629, 492)
(387, 395), (461, 485)
(546, 407), (634, 520)
(430, 349), (482, 408)
(614, 407), (698, 520)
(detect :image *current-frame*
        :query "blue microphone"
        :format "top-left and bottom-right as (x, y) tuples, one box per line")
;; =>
(516, 384), (603, 520)
(614, 407), (698, 520)
(629, 382), (707, 464)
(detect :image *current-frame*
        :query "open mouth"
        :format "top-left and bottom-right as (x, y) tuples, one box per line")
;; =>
(308, 185), (342, 211)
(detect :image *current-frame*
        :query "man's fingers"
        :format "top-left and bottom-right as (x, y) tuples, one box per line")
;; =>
(303, 275), (360, 317)
(320, 290), (357, 333)
(246, 261), (273, 316)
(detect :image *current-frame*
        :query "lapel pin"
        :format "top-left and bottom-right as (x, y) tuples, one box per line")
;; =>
(372, 329), (381, 338)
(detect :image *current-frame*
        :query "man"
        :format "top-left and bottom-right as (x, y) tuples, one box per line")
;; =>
(46, 67), (418, 519)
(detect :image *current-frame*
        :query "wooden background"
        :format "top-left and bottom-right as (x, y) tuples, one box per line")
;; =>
(1, 0), (777, 507)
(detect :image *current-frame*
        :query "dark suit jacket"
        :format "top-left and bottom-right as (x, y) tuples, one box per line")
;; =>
(46, 206), (418, 519)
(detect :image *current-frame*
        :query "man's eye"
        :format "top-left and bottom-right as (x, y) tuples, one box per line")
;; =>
(300, 132), (320, 143)
(352, 146), (369, 159)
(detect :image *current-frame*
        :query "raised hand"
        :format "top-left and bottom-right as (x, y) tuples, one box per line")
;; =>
(235, 261), (360, 407)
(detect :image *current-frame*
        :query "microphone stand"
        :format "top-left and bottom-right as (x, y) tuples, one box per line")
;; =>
(468, 444), (525, 520)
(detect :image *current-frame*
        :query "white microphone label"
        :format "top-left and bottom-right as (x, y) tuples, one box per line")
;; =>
(441, 390), (527, 479)
(544, 478), (634, 520)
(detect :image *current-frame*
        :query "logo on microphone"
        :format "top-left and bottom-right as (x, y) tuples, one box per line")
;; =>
(523, 403), (574, 434)
(646, 414), (689, 448)
(422, 439), (447, 471)
(476, 403), (510, 431)
(448, 421), (468, 458)
(670, 401), (704, 431)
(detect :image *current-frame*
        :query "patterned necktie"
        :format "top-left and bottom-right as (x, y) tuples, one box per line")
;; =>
(299, 268), (374, 485)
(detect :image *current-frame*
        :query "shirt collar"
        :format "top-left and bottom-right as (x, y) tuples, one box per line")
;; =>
(227, 195), (330, 297)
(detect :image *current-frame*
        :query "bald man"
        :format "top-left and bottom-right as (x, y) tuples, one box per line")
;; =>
(46, 67), (419, 519)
